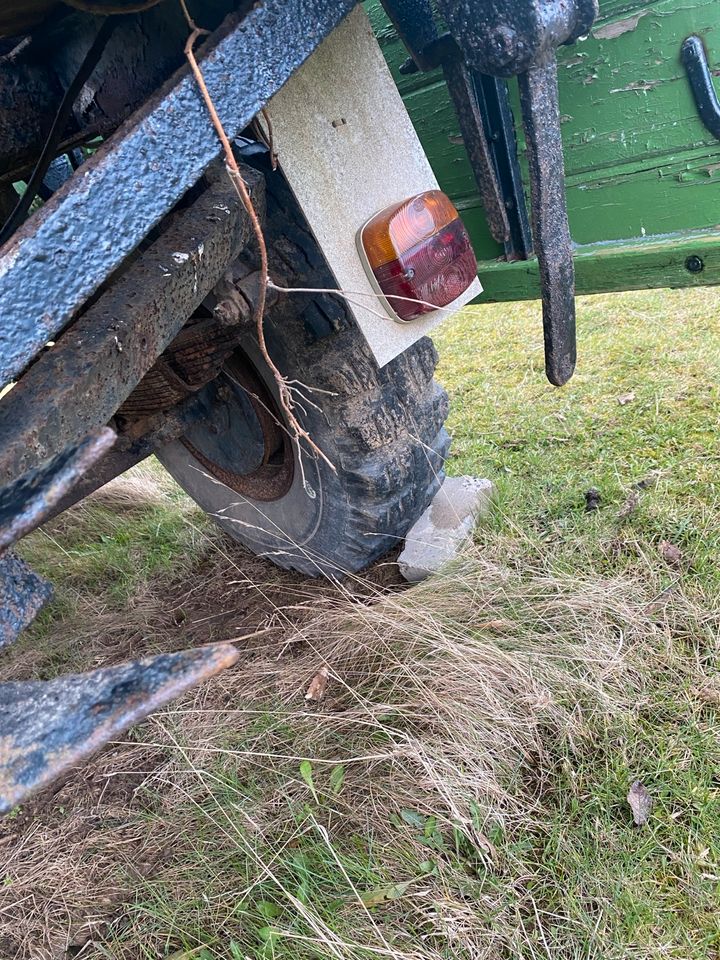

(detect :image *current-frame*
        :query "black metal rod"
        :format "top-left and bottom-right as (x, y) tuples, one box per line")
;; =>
(518, 61), (576, 387)
(472, 73), (533, 260)
(443, 59), (511, 245)
(681, 35), (720, 141)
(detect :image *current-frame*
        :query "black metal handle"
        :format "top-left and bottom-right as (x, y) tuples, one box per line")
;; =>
(681, 35), (720, 141)
(518, 62), (577, 386)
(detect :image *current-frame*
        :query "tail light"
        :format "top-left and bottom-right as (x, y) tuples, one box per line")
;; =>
(357, 190), (477, 323)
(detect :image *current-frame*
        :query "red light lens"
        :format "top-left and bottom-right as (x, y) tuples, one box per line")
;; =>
(359, 191), (476, 321)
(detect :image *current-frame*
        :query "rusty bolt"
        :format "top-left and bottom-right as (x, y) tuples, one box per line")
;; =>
(212, 269), (279, 329)
(213, 293), (251, 327)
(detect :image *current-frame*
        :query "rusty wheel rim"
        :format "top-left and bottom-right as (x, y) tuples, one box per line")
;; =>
(181, 349), (294, 502)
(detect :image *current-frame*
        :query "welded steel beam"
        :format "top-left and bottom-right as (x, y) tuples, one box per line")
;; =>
(0, 0), (356, 388)
(0, 168), (262, 486)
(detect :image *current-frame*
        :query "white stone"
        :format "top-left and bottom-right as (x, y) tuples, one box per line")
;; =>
(398, 476), (493, 582)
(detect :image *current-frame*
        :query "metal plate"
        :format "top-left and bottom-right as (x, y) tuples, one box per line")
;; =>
(266, 6), (482, 368)
(0, 643), (240, 814)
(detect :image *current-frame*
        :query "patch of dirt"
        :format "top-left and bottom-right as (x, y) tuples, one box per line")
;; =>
(0, 477), (409, 960)
(1, 534), (405, 806)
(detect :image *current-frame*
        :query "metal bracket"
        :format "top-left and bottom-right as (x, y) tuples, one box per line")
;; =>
(682, 35), (720, 141)
(472, 72), (533, 260)
(381, 0), (590, 383)
(433, 0), (599, 386)
(401, 39), (532, 260)
(442, 57), (512, 246)
(0, 428), (116, 552)
(517, 60), (577, 384)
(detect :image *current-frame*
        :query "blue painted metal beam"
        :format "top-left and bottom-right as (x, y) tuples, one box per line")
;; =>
(0, 0), (357, 388)
(0, 643), (240, 813)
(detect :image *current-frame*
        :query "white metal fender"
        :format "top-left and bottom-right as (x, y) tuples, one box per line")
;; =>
(266, 5), (482, 368)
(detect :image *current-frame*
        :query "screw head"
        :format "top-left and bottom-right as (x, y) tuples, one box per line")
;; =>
(685, 255), (704, 273)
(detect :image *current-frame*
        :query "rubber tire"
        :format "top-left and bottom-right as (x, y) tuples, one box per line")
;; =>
(157, 162), (450, 576)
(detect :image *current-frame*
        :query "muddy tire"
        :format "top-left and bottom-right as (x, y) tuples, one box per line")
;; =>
(156, 159), (450, 576)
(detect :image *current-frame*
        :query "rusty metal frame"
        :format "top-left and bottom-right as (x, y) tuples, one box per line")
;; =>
(0, 166), (263, 486)
(0, 427), (115, 648)
(0, 0), (357, 389)
(384, 0), (598, 385)
(0, 553), (53, 650)
(0, 428), (116, 550)
(0, 644), (240, 814)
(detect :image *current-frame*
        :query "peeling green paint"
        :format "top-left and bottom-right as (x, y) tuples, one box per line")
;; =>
(480, 229), (720, 301)
(593, 11), (649, 39)
(366, 0), (720, 297)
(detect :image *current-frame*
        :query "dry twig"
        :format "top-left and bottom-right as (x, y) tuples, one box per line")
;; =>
(252, 109), (279, 170)
(179, 1), (335, 477)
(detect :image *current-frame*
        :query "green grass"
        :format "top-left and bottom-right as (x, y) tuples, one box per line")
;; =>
(22, 468), (208, 605)
(10, 463), (217, 679)
(4, 288), (720, 960)
(436, 287), (720, 588)
(433, 287), (720, 959)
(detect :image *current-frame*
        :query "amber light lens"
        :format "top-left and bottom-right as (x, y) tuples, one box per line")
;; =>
(359, 190), (476, 321)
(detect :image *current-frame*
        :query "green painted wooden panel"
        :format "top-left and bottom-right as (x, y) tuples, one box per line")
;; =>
(481, 229), (720, 300)
(366, 0), (720, 297)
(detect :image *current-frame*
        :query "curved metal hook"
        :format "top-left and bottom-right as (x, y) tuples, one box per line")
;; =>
(681, 35), (720, 141)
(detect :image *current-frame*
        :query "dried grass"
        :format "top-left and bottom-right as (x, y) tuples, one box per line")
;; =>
(1, 484), (714, 959)
(120, 550), (709, 960)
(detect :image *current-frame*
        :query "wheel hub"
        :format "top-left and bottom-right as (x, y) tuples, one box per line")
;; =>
(180, 350), (294, 502)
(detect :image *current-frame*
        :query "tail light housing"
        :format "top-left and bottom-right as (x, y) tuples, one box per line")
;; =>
(357, 190), (477, 323)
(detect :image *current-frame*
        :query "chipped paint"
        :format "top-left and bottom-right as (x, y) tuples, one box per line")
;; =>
(609, 80), (661, 93)
(593, 11), (648, 40)
(0, 644), (240, 813)
(366, 0), (720, 291)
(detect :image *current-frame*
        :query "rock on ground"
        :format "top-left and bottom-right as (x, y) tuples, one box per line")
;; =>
(398, 476), (493, 582)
